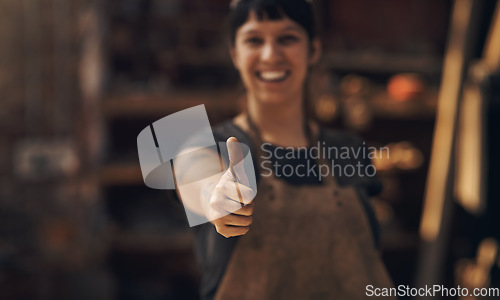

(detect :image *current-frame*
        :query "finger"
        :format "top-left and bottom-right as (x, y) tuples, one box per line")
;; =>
(210, 195), (247, 217)
(215, 224), (250, 238)
(221, 214), (253, 227)
(227, 137), (244, 169)
(221, 180), (256, 204)
(232, 202), (254, 216)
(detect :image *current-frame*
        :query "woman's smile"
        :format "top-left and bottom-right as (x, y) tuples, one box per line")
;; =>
(256, 70), (291, 82)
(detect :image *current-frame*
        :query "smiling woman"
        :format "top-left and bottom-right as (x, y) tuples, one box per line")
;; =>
(230, 11), (320, 110)
(179, 0), (397, 299)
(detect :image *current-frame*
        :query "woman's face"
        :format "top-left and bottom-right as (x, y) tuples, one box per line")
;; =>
(230, 11), (320, 105)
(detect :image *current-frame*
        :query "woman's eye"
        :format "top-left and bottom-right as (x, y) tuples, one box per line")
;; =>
(278, 35), (299, 45)
(245, 37), (263, 46)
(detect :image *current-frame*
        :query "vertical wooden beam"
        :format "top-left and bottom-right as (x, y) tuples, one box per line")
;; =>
(483, 2), (500, 70)
(416, 0), (483, 295)
(419, 0), (479, 243)
(453, 0), (500, 212)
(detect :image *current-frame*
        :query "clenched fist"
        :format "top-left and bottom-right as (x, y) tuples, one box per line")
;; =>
(209, 137), (256, 238)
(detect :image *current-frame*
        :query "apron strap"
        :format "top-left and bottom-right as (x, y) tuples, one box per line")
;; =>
(238, 112), (335, 184)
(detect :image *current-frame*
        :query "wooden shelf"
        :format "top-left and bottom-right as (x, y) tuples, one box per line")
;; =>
(369, 91), (438, 120)
(102, 90), (437, 120)
(323, 51), (442, 75)
(99, 162), (143, 186)
(102, 91), (243, 119)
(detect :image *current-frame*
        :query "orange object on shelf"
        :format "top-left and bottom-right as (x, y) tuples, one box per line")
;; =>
(387, 73), (426, 101)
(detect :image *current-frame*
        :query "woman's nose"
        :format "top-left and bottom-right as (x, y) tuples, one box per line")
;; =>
(260, 41), (283, 63)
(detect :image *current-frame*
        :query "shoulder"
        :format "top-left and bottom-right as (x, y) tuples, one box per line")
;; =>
(319, 126), (383, 197)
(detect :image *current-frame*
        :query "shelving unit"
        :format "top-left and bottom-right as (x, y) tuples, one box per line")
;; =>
(322, 51), (443, 75)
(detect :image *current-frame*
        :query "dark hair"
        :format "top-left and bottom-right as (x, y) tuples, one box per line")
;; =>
(229, 0), (316, 45)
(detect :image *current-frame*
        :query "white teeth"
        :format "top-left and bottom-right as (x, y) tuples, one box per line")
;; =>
(259, 71), (288, 81)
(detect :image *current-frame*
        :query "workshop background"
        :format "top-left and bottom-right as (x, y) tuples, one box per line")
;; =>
(0, 0), (499, 299)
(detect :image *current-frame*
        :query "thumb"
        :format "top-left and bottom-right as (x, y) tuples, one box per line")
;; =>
(226, 137), (248, 185)
(227, 137), (244, 168)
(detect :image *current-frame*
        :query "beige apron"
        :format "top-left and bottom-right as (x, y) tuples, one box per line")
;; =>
(215, 115), (395, 300)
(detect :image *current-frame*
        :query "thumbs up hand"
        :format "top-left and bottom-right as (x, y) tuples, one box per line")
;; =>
(209, 137), (256, 238)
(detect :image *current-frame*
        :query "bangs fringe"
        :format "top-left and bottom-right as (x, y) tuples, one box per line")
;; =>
(229, 0), (315, 44)
(254, 3), (285, 21)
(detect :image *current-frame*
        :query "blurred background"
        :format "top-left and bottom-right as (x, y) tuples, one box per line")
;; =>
(0, 0), (499, 299)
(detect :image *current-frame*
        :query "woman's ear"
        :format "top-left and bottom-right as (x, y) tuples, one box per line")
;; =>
(309, 38), (322, 65)
(229, 43), (239, 70)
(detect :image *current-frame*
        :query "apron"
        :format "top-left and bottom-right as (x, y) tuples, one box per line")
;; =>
(215, 114), (395, 300)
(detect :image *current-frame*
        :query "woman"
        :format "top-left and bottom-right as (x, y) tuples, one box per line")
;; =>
(177, 0), (396, 299)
